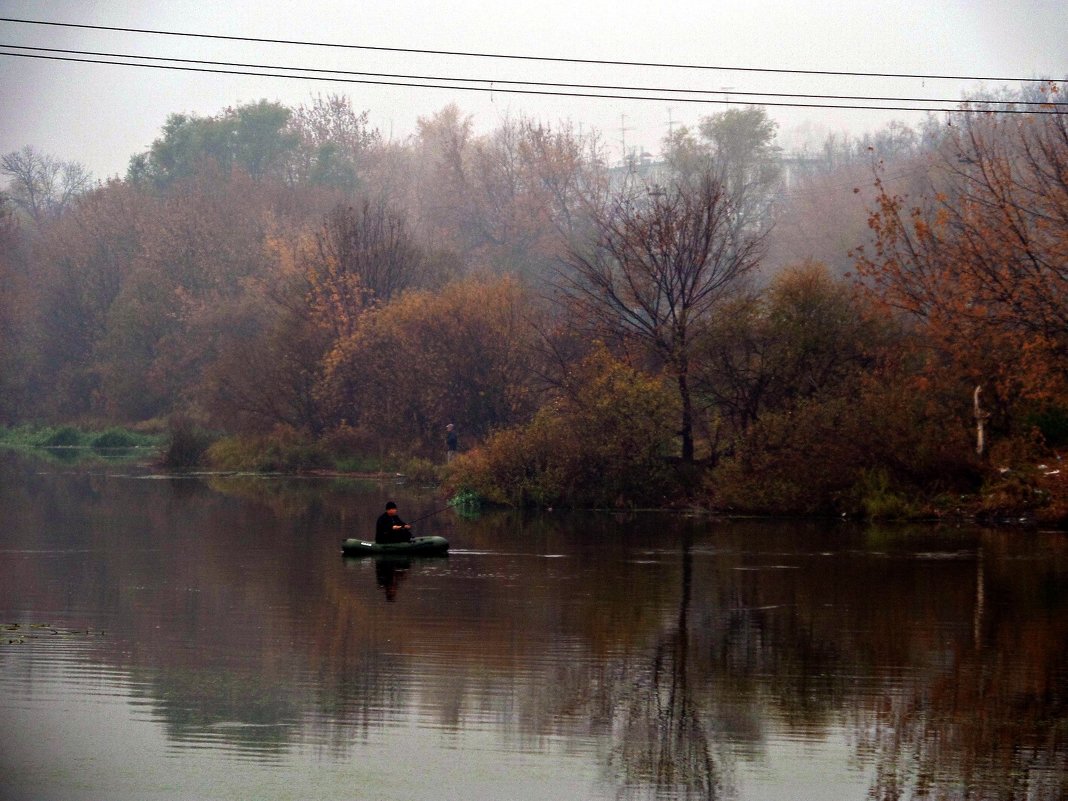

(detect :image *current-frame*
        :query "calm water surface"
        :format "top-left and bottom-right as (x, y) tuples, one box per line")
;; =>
(1, 451), (1066, 800)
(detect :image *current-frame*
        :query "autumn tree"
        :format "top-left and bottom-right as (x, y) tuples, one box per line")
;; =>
(447, 346), (678, 507)
(202, 198), (433, 434)
(97, 171), (289, 420)
(560, 168), (766, 462)
(313, 199), (425, 316)
(762, 117), (944, 276)
(694, 260), (889, 453)
(1, 146), (93, 223)
(4, 179), (155, 419)
(200, 252), (334, 433)
(0, 193), (27, 419)
(411, 104), (474, 256)
(854, 94), (1068, 438)
(323, 277), (541, 453)
(463, 116), (605, 279)
(519, 119), (607, 240)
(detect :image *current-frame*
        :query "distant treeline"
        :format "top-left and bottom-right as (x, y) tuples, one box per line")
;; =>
(2, 87), (1067, 517)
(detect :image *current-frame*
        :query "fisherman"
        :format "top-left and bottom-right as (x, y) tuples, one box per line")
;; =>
(375, 501), (412, 544)
(445, 423), (458, 463)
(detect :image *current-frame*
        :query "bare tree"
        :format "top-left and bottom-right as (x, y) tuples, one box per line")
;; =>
(1, 146), (92, 223)
(315, 198), (425, 312)
(559, 169), (766, 462)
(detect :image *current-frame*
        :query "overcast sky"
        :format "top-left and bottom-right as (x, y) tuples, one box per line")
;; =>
(1, 0), (1065, 181)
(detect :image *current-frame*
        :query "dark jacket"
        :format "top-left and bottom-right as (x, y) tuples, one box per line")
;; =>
(376, 511), (410, 544)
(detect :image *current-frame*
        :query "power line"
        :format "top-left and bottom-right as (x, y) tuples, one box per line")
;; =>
(0, 16), (1061, 85)
(1, 49), (1063, 115)
(4, 43), (1062, 108)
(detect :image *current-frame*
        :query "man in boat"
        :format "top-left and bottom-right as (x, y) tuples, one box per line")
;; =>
(375, 501), (412, 544)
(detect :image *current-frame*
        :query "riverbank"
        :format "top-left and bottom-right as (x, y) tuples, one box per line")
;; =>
(3, 423), (1065, 527)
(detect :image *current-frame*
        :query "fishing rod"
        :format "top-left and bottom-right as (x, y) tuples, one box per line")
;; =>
(408, 505), (453, 525)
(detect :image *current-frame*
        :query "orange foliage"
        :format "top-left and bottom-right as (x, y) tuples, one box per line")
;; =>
(321, 276), (543, 454)
(854, 96), (1068, 436)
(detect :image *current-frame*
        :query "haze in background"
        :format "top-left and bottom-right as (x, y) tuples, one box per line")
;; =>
(1, 0), (1065, 181)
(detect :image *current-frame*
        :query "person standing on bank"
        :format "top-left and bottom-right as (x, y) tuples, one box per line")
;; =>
(445, 423), (458, 463)
(375, 501), (412, 544)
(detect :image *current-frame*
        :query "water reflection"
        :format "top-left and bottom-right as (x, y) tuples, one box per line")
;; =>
(607, 534), (723, 800)
(1, 451), (1067, 800)
(374, 556), (411, 601)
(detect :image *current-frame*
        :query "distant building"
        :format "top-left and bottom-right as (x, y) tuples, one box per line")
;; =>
(779, 153), (823, 187)
(607, 149), (670, 193)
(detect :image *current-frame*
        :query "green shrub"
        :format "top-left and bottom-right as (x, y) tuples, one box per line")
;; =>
(447, 488), (482, 518)
(90, 428), (141, 449)
(448, 488), (482, 508)
(0, 425), (63, 448)
(853, 468), (917, 520)
(39, 426), (83, 447)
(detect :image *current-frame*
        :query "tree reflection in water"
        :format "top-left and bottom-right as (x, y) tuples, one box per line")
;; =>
(850, 532), (1068, 801)
(3, 455), (1068, 800)
(608, 532), (723, 800)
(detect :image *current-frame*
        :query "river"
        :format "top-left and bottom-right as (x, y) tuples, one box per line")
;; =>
(1, 450), (1066, 800)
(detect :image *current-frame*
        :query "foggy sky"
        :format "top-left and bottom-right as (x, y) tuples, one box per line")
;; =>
(1, 0), (1065, 182)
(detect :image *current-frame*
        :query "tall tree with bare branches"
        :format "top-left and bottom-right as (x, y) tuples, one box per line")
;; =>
(1, 146), (92, 223)
(559, 169), (767, 462)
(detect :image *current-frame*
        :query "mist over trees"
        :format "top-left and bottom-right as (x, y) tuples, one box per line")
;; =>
(2, 85), (1066, 515)
(1, 145), (94, 223)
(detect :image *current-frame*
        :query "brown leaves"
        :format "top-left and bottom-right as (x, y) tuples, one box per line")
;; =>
(855, 99), (1068, 435)
(322, 277), (542, 452)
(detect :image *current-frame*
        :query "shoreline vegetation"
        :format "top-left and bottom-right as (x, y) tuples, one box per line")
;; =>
(3, 92), (1067, 528)
(4, 422), (1066, 528)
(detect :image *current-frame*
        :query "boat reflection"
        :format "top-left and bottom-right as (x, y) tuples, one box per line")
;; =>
(2, 453), (1067, 800)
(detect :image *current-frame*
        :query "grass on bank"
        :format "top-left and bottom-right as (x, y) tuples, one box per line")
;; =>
(0, 424), (163, 451)
(2, 422), (443, 483)
(162, 419), (443, 482)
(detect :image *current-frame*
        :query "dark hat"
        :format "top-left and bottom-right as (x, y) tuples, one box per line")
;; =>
(385, 501), (397, 510)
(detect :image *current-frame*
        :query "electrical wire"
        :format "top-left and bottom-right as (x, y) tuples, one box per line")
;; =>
(3, 43), (1063, 109)
(1, 48), (1063, 114)
(0, 15), (1061, 84)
